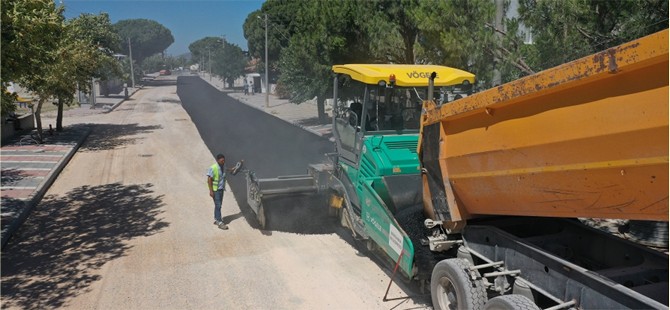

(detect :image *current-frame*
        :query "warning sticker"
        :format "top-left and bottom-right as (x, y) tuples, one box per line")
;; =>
(388, 224), (403, 256)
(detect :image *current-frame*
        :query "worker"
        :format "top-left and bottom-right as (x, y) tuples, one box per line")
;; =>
(349, 101), (362, 127)
(207, 153), (235, 230)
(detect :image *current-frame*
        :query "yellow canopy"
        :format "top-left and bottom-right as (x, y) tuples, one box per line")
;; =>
(332, 64), (475, 87)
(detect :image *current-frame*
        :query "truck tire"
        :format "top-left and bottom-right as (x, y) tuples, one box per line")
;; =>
(431, 258), (487, 310)
(483, 295), (539, 310)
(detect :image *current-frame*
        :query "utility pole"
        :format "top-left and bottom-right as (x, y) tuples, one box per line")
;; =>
(90, 77), (96, 108)
(208, 48), (212, 81)
(264, 13), (269, 108)
(128, 37), (135, 88)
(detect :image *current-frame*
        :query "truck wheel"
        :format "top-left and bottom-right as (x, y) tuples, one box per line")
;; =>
(483, 295), (539, 310)
(257, 205), (267, 229)
(431, 258), (487, 310)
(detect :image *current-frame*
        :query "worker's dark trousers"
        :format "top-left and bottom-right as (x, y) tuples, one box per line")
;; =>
(213, 189), (224, 222)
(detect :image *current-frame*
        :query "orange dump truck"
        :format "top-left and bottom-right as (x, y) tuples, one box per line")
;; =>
(419, 30), (668, 309)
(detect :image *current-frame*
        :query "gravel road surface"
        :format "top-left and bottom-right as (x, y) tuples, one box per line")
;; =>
(1, 77), (430, 309)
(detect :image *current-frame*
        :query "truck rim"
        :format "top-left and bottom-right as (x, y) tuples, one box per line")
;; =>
(436, 277), (458, 309)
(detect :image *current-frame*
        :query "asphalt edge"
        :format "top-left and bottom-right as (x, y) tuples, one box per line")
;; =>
(1, 126), (92, 249)
(194, 75), (328, 137)
(103, 87), (142, 114)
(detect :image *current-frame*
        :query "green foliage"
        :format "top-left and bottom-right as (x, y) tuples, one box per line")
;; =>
(63, 13), (122, 91)
(141, 55), (166, 74)
(212, 41), (247, 87)
(274, 1), (370, 94)
(246, 0), (667, 105)
(142, 54), (190, 74)
(113, 19), (174, 64)
(188, 36), (225, 67)
(1, 1), (121, 138)
(278, 35), (331, 104)
(519, 0), (669, 70)
(51, 13), (122, 131)
(243, 0), (303, 78)
(119, 57), (141, 86)
(414, 0), (499, 87)
(1, 0), (64, 116)
(360, 0), (421, 64)
(188, 36), (247, 88)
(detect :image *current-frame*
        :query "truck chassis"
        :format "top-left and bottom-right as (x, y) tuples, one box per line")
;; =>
(432, 217), (668, 309)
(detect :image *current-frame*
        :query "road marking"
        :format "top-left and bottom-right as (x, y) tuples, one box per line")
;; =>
(1, 168), (51, 171)
(1, 161), (59, 164)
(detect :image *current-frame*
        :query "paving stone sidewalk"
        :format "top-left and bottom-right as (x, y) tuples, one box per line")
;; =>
(0, 86), (138, 249)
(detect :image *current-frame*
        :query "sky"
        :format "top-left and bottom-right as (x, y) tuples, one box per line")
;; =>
(62, 0), (264, 56)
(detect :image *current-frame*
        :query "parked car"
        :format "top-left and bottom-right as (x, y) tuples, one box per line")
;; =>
(159, 69), (171, 76)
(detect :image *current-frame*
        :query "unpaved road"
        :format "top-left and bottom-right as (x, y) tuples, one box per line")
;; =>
(1, 78), (430, 309)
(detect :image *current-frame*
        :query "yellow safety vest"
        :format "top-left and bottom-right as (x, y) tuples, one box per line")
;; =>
(209, 163), (224, 191)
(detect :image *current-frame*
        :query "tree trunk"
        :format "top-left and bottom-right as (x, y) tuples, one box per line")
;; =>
(401, 28), (417, 64)
(34, 98), (44, 143)
(317, 95), (327, 124)
(56, 96), (64, 132)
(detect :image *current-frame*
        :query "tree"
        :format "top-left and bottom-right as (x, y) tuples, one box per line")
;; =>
(3, 3), (122, 141)
(113, 19), (174, 64)
(249, 0), (668, 113)
(188, 36), (225, 70)
(119, 57), (140, 87)
(142, 54), (188, 73)
(1, 0), (63, 116)
(53, 13), (121, 131)
(2, 0), (66, 142)
(276, 0), (379, 123)
(518, 0), (669, 71)
(143, 54), (172, 73)
(412, 0), (501, 87)
(243, 0), (305, 81)
(359, 0), (421, 64)
(248, 0), (426, 122)
(212, 41), (247, 88)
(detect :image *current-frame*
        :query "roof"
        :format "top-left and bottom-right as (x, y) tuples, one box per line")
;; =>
(332, 64), (475, 87)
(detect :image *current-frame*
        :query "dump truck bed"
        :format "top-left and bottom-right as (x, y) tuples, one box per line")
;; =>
(420, 30), (668, 222)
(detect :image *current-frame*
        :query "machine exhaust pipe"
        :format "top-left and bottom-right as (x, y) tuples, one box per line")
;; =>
(427, 72), (437, 102)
